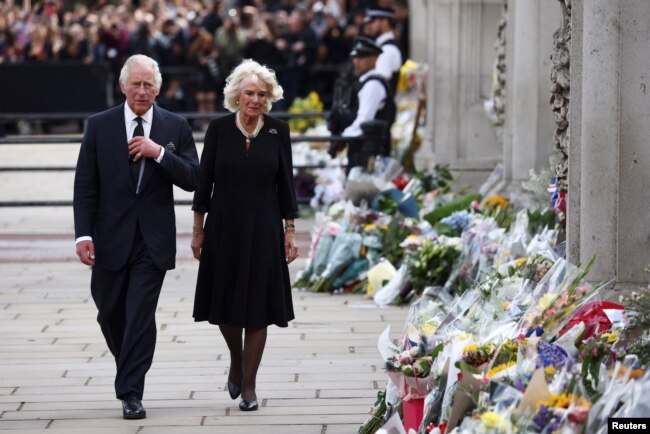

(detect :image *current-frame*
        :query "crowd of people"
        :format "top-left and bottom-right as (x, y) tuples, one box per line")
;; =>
(0, 0), (409, 125)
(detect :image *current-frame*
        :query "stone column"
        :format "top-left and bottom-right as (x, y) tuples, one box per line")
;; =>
(414, 0), (503, 187)
(414, 0), (436, 172)
(575, 0), (620, 282)
(503, 0), (560, 184)
(570, 0), (650, 286)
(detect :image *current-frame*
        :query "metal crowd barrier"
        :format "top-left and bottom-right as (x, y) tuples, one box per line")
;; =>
(0, 110), (357, 207)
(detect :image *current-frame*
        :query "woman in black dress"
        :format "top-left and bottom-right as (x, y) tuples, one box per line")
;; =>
(191, 59), (299, 411)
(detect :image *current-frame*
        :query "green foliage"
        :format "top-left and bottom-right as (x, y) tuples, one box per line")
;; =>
(423, 193), (482, 226)
(376, 191), (400, 216)
(527, 208), (557, 236)
(381, 218), (412, 267)
(357, 390), (387, 434)
(414, 165), (453, 194)
(407, 239), (461, 293)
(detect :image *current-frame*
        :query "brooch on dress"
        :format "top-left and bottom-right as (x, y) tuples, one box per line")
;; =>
(269, 129), (278, 135)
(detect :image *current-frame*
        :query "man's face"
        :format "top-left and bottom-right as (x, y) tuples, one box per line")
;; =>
(366, 18), (381, 37)
(120, 62), (159, 116)
(352, 55), (375, 76)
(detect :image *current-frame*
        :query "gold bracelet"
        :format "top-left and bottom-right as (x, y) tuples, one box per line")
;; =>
(192, 228), (204, 236)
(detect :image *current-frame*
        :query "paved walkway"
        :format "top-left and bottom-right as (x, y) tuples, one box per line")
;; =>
(0, 140), (407, 433)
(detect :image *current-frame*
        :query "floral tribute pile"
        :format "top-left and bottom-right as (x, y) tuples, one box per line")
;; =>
(289, 61), (650, 433)
(293, 166), (650, 433)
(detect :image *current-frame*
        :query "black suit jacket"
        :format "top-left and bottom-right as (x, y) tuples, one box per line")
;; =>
(73, 103), (200, 271)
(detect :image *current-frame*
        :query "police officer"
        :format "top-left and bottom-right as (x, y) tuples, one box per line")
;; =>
(340, 37), (395, 168)
(364, 7), (404, 94)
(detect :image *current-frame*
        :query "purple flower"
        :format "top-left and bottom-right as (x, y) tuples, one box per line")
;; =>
(533, 405), (564, 433)
(537, 342), (568, 369)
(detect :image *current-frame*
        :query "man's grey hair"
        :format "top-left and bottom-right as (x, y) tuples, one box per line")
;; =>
(119, 54), (163, 90)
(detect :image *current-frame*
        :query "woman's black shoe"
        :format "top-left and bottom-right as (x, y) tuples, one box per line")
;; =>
(227, 378), (242, 400)
(239, 399), (259, 411)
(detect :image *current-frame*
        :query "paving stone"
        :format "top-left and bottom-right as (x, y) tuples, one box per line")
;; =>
(0, 199), (405, 431)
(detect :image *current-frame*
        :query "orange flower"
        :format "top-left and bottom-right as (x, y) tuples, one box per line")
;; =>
(482, 195), (508, 208)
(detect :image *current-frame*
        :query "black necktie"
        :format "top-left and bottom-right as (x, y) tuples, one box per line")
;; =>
(131, 117), (144, 191)
(133, 116), (144, 140)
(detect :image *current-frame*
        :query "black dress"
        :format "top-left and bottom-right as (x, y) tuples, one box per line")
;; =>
(192, 113), (299, 328)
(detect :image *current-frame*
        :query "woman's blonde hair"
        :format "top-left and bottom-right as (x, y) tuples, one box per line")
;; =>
(223, 59), (283, 113)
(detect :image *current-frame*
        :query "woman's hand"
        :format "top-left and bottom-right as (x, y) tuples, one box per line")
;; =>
(191, 230), (204, 261)
(285, 231), (299, 263)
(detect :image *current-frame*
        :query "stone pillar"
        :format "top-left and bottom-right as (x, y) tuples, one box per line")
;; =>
(408, 0), (427, 62)
(414, 0), (503, 186)
(567, 0), (583, 267)
(570, 0), (650, 286)
(503, 0), (561, 184)
(414, 0), (436, 172)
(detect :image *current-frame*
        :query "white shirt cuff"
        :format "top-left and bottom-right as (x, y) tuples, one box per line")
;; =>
(155, 146), (165, 163)
(75, 236), (93, 245)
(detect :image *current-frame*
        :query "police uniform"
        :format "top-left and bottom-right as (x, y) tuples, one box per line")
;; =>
(342, 38), (387, 139)
(340, 38), (394, 168)
(365, 8), (404, 93)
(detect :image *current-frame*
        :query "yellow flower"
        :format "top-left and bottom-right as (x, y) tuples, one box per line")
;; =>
(397, 59), (418, 92)
(544, 366), (556, 376)
(602, 331), (618, 343)
(537, 292), (558, 311)
(500, 301), (511, 310)
(486, 360), (516, 378)
(480, 411), (509, 431)
(537, 393), (591, 410)
(463, 344), (478, 353)
(514, 257), (527, 267)
(363, 224), (378, 232)
(421, 323), (437, 337)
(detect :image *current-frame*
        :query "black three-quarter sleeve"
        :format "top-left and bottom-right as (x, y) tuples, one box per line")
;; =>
(277, 121), (299, 219)
(192, 120), (218, 213)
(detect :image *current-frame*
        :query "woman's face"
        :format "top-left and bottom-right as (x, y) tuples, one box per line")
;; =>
(238, 75), (268, 118)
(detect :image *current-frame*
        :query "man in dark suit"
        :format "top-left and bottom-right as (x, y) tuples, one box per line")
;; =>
(73, 54), (199, 419)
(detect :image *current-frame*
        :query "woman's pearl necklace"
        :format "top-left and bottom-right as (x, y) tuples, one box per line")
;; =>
(235, 111), (264, 149)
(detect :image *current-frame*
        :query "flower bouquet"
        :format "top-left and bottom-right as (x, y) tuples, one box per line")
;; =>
(406, 237), (461, 296)
(519, 256), (598, 339)
(311, 230), (363, 292)
(288, 91), (324, 134)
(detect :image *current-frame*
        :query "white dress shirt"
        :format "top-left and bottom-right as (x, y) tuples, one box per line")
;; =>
(375, 32), (403, 81)
(342, 69), (387, 138)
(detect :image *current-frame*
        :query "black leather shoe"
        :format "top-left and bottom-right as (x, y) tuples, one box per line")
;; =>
(122, 394), (146, 419)
(239, 399), (259, 411)
(227, 378), (242, 400)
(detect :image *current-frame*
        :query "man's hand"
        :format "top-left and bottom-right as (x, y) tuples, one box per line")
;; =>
(128, 136), (162, 162)
(76, 240), (96, 266)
